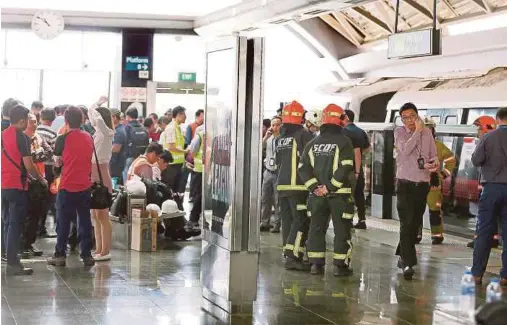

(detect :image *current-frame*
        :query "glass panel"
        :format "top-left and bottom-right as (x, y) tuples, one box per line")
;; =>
(154, 93), (204, 121)
(467, 108), (498, 124)
(82, 32), (121, 71)
(0, 68), (40, 106)
(42, 70), (109, 107)
(203, 48), (236, 241)
(372, 132), (386, 195)
(430, 115), (441, 124)
(5, 29), (82, 70)
(444, 115), (458, 124)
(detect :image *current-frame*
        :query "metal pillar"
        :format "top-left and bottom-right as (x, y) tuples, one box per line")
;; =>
(200, 36), (264, 322)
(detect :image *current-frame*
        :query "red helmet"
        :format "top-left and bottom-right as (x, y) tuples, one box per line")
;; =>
(473, 116), (496, 136)
(322, 104), (346, 127)
(281, 101), (305, 125)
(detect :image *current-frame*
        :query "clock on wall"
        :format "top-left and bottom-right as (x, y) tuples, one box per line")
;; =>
(31, 11), (65, 40)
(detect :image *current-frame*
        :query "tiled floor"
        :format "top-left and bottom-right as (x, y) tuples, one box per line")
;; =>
(1, 218), (500, 325)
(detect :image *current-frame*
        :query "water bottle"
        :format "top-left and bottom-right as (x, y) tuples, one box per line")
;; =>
(460, 270), (475, 320)
(486, 279), (502, 303)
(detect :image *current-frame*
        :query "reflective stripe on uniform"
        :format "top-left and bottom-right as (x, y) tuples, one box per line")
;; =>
(336, 188), (351, 194)
(305, 178), (318, 189)
(169, 121), (186, 164)
(333, 253), (347, 260)
(309, 149), (315, 168)
(331, 178), (343, 188)
(293, 231), (303, 256)
(341, 159), (353, 166)
(291, 139), (298, 185)
(296, 204), (307, 211)
(307, 211), (311, 217)
(342, 213), (354, 219)
(277, 185), (307, 191)
(306, 290), (324, 296)
(308, 252), (325, 258)
(332, 293), (345, 298)
(332, 147), (340, 175)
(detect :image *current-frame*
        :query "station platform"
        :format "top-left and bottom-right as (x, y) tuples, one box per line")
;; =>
(1, 218), (500, 325)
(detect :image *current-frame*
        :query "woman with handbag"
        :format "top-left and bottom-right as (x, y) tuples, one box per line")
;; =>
(89, 97), (115, 261)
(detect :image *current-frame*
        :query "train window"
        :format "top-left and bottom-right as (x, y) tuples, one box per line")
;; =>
(445, 115), (458, 124)
(467, 108), (498, 124)
(394, 116), (403, 126)
(430, 115), (441, 124)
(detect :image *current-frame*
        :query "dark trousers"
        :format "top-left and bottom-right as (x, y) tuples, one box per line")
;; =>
(189, 171), (199, 199)
(39, 165), (56, 234)
(23, 196), (46, 250)
(395, 180), (429, 267)
(189, 172), (202, 223)
(164, 164), (184, 210)
(355, 172), (366, 221)
(55, 190), (93, 258)
(1, 189), (28, 265)
(307, 195), (354, 266)
(472, 183), (507, 278)
(280, 192), (309, 260)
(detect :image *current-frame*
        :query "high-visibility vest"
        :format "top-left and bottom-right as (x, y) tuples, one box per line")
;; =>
(168, 121), (185, 164)
(194, 132), (204, 173)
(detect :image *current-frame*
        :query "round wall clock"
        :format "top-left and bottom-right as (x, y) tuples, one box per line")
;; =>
(31, 11), (65, 40)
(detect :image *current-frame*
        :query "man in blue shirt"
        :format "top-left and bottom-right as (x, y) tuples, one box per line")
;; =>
(109, 108), (127, 186)
(471, 107), (507, 285)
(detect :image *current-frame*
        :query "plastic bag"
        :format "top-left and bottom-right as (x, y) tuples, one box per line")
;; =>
(125, 177), (146, 195)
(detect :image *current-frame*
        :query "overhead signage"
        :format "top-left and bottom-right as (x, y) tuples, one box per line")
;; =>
(178, 72), (196, 83)
(120, 87), (147, 103)
(125, 56), (149, 71)
(388, 29), (441, 59)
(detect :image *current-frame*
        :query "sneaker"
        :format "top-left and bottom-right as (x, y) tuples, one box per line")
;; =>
(284, 258), (311, 272)
(47, 255), (66, 266)
(402, 266), (414, 280)
(93, 254), (111, 262)
(310, 264), (324, 275)
(353, 222), (367, 230)
(25, 245), (43, 257)
(260, 224), (271, 232)
(333, 265), (353, 277)
(82, 256), (95, 267)
(270, 226), (280, 233)
(5, 264), (33, 276)
(431, 237), (444, 245)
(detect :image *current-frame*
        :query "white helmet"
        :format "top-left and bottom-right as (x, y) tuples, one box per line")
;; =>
(306, 109), (323, 127)
(161, 200), (179, 214)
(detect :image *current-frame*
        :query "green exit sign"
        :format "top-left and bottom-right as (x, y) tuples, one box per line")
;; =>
(178, 72), (196, 82)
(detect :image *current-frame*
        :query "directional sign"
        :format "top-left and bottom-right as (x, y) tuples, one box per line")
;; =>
(125, 56), (149, 71)
(178, 72), (196, 83)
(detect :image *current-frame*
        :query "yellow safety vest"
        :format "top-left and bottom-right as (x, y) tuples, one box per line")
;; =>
(169, 121), (185, 164)
(194, 133), (204, 173)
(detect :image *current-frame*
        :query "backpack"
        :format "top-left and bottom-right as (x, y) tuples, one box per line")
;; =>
(126, 124), (149, 158)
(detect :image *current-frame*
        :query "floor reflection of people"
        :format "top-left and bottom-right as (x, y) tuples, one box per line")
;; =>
(93, 264), (112, 299)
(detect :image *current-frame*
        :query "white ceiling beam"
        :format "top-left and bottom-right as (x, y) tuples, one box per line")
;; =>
(342, 12), (373, 39)
(404, 0), (436, 22)
(471, 0), (492, 13)
(351, 7), (392, 34)
(441, 0), (460, 17)
(321, 15), (361, 47)
(374, 2), (395, 33)
(332, 12), (365, 45)
(382, 0), (412, 30)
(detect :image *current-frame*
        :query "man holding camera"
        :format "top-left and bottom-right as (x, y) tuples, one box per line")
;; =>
(394, 103), (438, 280)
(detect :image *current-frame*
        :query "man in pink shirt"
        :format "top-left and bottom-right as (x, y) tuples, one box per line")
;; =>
(394, 102), (438, 280)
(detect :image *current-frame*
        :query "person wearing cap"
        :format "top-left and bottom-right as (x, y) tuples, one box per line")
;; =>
(394, 102), (438, 280)
(110, 107), (127, 186)
(276, 101), (314, 271)
(415, 117), (455, 245)
(305, 109), (322, 136)
(471, 107), (507, 286)
(299, 104), (355, 277)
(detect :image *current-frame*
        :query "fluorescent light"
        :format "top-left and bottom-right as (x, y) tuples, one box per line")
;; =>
(447, 13), (507, 36)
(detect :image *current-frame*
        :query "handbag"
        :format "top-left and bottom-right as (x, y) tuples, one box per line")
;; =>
(90, 141), (112, 209)
(1, 138), (47, 200)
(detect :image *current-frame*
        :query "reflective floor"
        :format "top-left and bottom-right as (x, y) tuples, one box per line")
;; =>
(2, 218), (501, 325)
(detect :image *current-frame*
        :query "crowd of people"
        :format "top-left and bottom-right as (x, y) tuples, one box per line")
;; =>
(263, 101), (507, 282)
(1, 96), (204, 276)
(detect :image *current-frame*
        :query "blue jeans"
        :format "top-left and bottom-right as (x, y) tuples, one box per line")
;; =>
(1, 189), (28, 265)
(472, 183), (507, 278)
(122, 157), (135, 184)
(55, 190), (93, 258)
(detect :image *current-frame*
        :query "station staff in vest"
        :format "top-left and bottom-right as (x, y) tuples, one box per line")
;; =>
(187, 124), (204, 230)
(163, 106), (188, 210)
(299, 104), (355, 277)
(276, 101), (314, 271)
(415, 118), (456, 245)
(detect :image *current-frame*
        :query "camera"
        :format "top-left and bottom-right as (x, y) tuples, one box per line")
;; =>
(417, 157), (425, 170)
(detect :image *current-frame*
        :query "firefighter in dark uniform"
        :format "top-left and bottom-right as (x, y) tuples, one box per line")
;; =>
(299, 104), (355, 276)
(276, 101), (314, 271)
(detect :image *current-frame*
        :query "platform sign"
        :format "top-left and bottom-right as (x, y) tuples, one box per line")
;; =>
(125, 56), (149, 71)
(178, 72), (196, 83)
(388, 29), (441, 59)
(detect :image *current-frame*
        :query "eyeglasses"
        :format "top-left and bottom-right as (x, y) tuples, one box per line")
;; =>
(401, 115), (418, 122)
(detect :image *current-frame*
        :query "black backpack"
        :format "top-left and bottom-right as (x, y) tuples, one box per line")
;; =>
(126, 124), (149, 158)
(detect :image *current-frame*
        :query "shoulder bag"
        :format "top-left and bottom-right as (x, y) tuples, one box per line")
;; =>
(90, 141), (113, 209)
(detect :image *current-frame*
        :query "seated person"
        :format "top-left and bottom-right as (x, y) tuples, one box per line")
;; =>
(153, 150), (172, 181)
(126, 142), (164, 181)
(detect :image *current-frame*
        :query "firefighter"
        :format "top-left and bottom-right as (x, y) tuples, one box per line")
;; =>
(299, 104), (355, 276)
(467, 116), (500, 249)
(276, 101), (314, 271)
(416, 117), (456, 245)
(305, 109), (323, 136)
